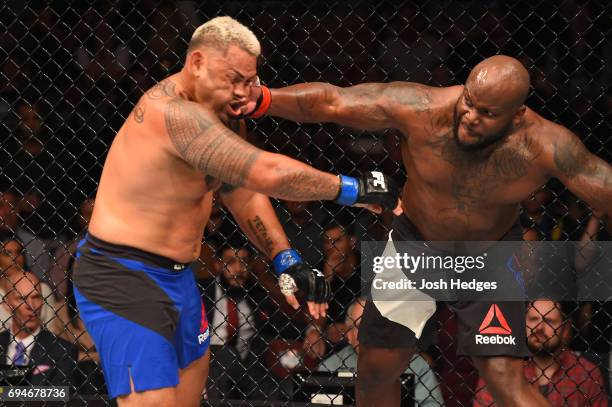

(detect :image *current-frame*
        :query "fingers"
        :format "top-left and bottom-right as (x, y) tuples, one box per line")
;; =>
(306, 301), (328, 319)
(393, 199), (403, 216)
(353, 203), (383, 214)
(307, 301), (329, 319)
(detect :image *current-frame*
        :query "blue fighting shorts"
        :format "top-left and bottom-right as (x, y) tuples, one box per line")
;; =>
(73, 233), (210, 398)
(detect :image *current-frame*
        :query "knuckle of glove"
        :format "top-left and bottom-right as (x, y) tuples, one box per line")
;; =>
(359, 173), (400, 210)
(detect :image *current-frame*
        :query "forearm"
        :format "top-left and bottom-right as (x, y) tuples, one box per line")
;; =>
(245, 153), (341, 202)
(222, 188), (291, 258)
(269, 83), (337, 123)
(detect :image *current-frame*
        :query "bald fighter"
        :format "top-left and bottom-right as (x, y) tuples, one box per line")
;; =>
(72, 17), (399, 407)
(243, 55), (612, 406)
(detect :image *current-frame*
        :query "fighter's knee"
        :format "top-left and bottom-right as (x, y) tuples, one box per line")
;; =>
(357, 346), (412, 390)
(357, 367), (395, 390)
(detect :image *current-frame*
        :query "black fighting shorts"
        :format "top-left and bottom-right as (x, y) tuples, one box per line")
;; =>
(359, 215), (529, 358)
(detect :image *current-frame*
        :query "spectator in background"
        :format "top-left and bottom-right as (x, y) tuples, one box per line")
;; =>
(0, 230), (26, 332)
(0, 189), (19, 233)
(0, 231), (57, 334)
(15, 191), (55, 281)
(0, 272), (77, 389)
(202, 245), (272, 400)
(318, 298), (445, 406)
(2, 101), (65, 279)
(474, 299), (608, 406)
(275, 200), (327, 268)
(572, 212), (612, 396)
(48, 197), (105, 395)
(303, 221), (361, 360)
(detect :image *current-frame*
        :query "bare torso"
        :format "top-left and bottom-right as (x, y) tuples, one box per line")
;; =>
(89, 75), (223, 262)
(398, 86), (550, 240)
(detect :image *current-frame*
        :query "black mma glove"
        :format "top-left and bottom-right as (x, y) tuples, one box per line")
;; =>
(273, 249), (331, 303)
(335, 171), (400, 211)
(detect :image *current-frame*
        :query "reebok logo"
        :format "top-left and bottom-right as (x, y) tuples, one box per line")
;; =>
(475, 304), (516, 346)
(475, 334), (516, 345)
(198, 327), (210, 345)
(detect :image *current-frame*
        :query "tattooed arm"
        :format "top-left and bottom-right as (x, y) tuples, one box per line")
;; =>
(220, 187), (290, 259)
(545, 126), (612, 218)
(267, 82), (433, 130)
(164, 98), (341, 201)
(218, 121), (291, 259)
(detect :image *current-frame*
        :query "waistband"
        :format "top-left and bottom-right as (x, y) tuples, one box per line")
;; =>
(82, 232), (191, 271)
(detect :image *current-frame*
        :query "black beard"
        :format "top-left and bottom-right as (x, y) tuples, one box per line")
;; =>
(453, 105), (513, 151)
(219, 273), (248, 300)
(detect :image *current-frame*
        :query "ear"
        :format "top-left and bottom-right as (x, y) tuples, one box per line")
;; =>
(187, 50), (206, 74)
(513, 105), (526, 126)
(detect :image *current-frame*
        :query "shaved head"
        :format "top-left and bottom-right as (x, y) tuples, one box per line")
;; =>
(453, 56), (530, 151)
(466, 55), (530, 108)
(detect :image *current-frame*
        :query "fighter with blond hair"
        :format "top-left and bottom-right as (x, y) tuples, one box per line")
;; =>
(72, 16), (399, 406)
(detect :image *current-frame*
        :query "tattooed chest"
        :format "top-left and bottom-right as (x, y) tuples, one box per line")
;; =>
(412, 129), (542, 212)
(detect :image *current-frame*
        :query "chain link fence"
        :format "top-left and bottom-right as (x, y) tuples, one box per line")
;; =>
(1, 1), (611, 405)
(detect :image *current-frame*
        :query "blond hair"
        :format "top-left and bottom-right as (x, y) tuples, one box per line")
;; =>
(189, 16), (260, 56)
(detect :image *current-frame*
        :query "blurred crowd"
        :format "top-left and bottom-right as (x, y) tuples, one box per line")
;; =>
(1, 0), (611, 405)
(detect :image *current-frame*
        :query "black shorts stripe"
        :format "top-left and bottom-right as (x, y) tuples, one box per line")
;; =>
(73, 236), (181, 342)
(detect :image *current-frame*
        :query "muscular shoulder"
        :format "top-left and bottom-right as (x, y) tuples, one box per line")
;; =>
(127, 78), (182, 132)
(524, 110), (585, 175)
(397, 85), (458, 138)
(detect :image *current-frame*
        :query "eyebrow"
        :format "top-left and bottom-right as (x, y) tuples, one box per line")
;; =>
(230, 69), (246, 79)
(465, 89), (499, 112)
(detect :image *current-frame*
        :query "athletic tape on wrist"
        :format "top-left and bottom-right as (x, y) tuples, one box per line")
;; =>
(273, 248), (302, 276)
(335, 175), (360, 206)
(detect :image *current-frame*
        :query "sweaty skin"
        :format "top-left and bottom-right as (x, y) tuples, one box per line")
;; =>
(262, 55), (611, 407)
(89, 77), (227, 262)
(266, 57), (611, 241)
(89, 63), (344, 263)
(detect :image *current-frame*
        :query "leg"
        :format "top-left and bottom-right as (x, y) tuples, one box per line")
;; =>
(173, 271), (212, 406)
(356, 344), (416, 406)
(176, 349), (210, 407)
(472, 356), (550, 407)
(356, 300), (427, 406)
(117, 369), (177, 407)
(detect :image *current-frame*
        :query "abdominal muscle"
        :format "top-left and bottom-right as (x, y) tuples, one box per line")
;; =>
(402, 183), (520, 241)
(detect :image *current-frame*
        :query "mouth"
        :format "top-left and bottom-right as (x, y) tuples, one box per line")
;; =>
(226, 101), (245, 117)
(462, 123), (480, 138)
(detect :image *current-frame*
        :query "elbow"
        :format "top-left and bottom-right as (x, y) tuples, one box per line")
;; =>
(243, 153), (283, 195)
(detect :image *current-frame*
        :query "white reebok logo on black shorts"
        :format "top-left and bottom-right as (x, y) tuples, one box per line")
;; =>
(475, 304), (516, 345)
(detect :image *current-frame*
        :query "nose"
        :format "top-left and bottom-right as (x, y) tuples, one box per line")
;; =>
(464, 109), (479, 126)
(234, 83), (248, 100)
